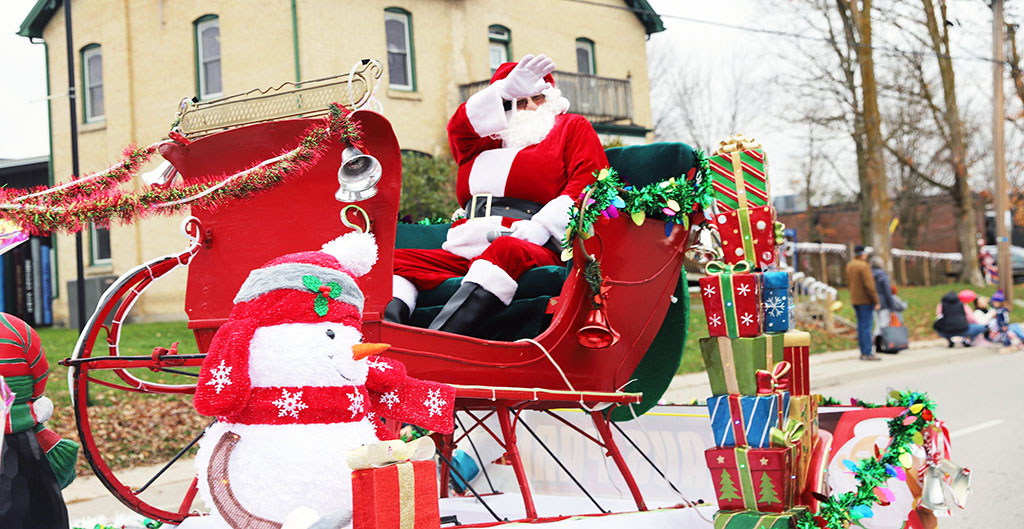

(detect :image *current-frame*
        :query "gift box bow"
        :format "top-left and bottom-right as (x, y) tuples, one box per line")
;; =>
(769, 420), (805, 448)
(714, 134), (762, 155)
(774, 221), (786, 246)
(347, 437), (436, 471)
(756, 361), (791, 395)
(705, 259), (754, 276)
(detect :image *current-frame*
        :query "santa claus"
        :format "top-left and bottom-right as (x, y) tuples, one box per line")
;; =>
(387, 53), (608, 336)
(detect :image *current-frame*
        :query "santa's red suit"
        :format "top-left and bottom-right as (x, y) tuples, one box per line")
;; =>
(393, 62), (607, 310)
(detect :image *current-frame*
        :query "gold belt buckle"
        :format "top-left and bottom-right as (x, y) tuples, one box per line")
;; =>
(469, 193), (493, 220)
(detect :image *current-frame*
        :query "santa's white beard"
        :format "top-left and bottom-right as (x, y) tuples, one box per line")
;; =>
(499, 105), (557, 149)
(498, 87), (570, 149)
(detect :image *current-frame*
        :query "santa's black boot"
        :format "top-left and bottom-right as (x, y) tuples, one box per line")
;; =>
(428, 282), (505, 337)
(383, 297), (411, 324)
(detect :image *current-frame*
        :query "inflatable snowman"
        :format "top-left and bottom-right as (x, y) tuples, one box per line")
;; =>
(189, 232), (455, 528)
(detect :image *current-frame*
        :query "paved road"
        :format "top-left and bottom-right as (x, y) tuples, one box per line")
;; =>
(64, 340), (1013, 527)
(817, 346), (1021, 528)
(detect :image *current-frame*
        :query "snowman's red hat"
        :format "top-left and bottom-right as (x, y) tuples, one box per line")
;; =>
(194, 231), (378, 418)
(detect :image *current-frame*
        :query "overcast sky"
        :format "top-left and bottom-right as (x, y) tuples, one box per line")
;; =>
(0, 0), (1007, 197)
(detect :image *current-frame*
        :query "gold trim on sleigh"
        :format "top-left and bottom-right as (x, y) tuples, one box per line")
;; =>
(172, 59), (383, 139)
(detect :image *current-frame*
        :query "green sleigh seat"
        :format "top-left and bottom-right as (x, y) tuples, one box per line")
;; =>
(394, 142), (702, 341)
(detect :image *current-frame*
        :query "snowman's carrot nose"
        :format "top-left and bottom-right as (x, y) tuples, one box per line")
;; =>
(352, 343), (390, 360)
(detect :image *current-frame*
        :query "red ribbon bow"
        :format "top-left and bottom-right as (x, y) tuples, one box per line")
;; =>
(756, 361), (791, 394)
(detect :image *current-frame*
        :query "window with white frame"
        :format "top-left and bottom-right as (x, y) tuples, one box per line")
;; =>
(195, 16), (222, 100)
(90, 224), (111, 264)
(82, 45), (104, 122)
(488, 25), (510, 73)
(575, 38), (595, 75)
(384, 9), (414, 90)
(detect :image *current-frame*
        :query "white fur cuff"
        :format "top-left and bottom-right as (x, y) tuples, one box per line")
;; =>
(392, 275), (419, 310)
(466, 84), (510, 137)
(532, 195), (575, 240)
(463, 260), (518, 305)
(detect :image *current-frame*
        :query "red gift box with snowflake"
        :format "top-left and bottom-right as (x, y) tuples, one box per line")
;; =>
(700, 261), (762, 338)
(712, 205), (779, 269)
(351, 459), (440, 529)
(705, 445), (797, 513)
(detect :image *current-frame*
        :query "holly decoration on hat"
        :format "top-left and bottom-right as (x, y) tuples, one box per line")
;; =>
(302, 274), (342, 316)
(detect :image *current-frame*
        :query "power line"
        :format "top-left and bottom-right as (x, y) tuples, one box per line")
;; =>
(557, 0), (1007, 66)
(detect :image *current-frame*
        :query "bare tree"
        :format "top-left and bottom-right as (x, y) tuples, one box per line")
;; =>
(648, 41), (769, 152)
(836, 0), (894, 269)
(881, 0), (982, 283)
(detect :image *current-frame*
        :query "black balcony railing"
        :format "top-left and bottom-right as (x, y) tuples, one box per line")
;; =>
(458, 70), (633, 124)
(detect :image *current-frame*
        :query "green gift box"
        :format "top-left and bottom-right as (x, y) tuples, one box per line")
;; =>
(701, 335), (783, 396)
(713, 508), (809, 529)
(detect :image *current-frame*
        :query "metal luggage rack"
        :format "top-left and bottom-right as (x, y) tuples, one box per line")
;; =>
(172, 59), (382, 139)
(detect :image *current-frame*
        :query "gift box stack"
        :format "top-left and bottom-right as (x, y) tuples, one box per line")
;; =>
(699, 135), (829, 527)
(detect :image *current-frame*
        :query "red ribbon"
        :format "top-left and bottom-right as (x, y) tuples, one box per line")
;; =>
(756, 361), (792, 395)
(726, 395), (748, 446)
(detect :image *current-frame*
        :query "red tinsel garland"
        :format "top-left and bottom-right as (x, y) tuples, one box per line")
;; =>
(0, 103), (359, 235)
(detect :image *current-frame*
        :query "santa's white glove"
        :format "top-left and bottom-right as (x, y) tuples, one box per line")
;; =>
(508, 220), (553, 246)
(33, 396), (54, 423)
(496, 54), (556, 101)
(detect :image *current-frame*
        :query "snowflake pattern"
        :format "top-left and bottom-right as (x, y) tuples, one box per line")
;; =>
(740, 313), (754, 326)
(708, 314), (722, 327)
(366, 359), (392, 372)
(736, 283), (751, 296)
(703, 284), (717, 297)
(764, 295), (787, 318)
(348, 389), (365, 417)
(272, 389), (308, 419)
(379, 390), (400, 409)
(423, 388), (448, 418)
(205, 360), (232, 394)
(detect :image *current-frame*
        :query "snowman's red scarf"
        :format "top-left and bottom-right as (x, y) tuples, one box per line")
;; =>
(220, 356), (456, 434)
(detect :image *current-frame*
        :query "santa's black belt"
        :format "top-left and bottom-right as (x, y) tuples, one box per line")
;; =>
(464, 196), (544, 220)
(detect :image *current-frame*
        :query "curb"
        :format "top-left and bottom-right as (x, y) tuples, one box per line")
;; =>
(663, 338), (993, 404)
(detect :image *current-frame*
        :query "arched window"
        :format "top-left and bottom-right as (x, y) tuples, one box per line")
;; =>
(385, 8), (415, 90)
(194, 15), (222, 100)
(575, 38), (595, 75)
(81, 44), (103, 122)
(488, 25), (511, 73)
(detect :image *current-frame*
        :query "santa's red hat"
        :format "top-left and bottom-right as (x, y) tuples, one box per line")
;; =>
(490, 61), (555, 87)
(194, 231), (378, 417)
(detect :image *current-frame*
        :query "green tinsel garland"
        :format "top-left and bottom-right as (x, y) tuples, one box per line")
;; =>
(562, 151), (713, 249)
(794, 390), (940, 529)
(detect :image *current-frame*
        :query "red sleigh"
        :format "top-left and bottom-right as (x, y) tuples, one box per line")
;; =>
(63, 81), (700, 524)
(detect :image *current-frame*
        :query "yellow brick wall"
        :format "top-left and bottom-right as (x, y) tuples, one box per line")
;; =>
(40, 0), (653, 324)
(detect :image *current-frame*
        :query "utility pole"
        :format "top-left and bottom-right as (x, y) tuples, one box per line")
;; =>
(64, 0), (87, 330)
(994, 0), (1013, 302)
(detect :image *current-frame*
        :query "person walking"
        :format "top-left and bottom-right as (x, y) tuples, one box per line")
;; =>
(870, 256), (897, 352)
(845, 245), (882, 361)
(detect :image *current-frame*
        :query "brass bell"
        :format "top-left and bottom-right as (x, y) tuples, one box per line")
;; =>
(577, 305), (618, 349)
(335, 142), (382, 203)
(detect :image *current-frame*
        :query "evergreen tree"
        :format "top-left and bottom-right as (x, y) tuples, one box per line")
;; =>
(717, 469), (741, 501)
(758, 472), (780, 505)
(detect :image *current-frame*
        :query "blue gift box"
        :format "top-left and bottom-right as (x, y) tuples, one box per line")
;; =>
(761, 271), (791, 333)
(707, 392), (791, 448)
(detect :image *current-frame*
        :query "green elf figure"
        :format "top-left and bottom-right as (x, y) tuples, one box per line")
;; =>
(0, 312), (78, 529)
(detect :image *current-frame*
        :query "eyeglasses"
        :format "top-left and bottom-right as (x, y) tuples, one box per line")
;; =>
(516, 94), (546, 110)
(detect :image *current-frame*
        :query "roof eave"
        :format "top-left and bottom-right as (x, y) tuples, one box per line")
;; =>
(626, 0), (666, 35)
(17, 0), (61, 39)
